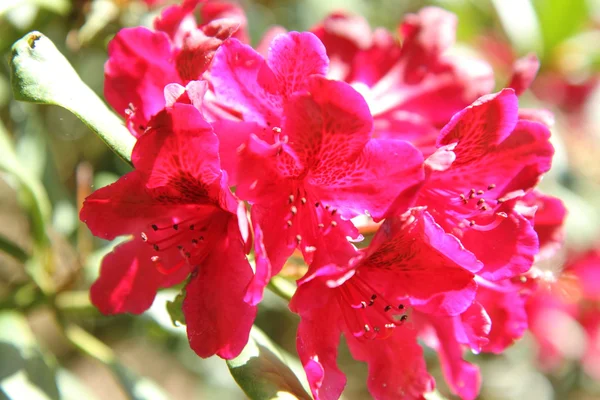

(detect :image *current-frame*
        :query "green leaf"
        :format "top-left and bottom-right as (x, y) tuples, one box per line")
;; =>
(227, 327), (311, 400)
(166, 288), (186, 327)
(9, 32), (135, 165)
(0, 311), (59, 400)
(533, 0), (588, 60)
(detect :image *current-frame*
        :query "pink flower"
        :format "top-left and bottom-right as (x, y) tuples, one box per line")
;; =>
(104, 0), (245, 137)
(211, 32), (425, 304)
(526, 248), (600, 379)
(311, 8), (494, 153)
(290, 209), (481, 400)
(417, 89), (554, 282)
(80, 103), (256, 359)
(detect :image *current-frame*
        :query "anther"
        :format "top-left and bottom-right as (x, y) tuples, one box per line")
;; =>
(192, 239), (198, 245)
(190, 224), (195, 230)
(151, 256), (159, 262)
(151, 224), (158, 231)
(373, 327), (380, 333)
(360, 301), (367, 308)
(325, 205), (330, 210)
(469, 189), (476, 199)
(184, 251), (191, 258)
(398, 304), (405, 310)
(272, 127), (282, 133)
(488, 184), (496, 190)
(295, 234), (302, 244)
(315, 202), (320, 207)
(173, 224), (179, 231)
(301, 197), (307, 205)
(364, 325), (371, 332)
(177, 245), (183, 250)
(477, 190), (484, 195)
(384, 305), (392, 312)
(318, 223), (325, 229)
(286, 220), (292, 227)
(153, 244), (160, 251)
(331, 209), (337, 216)
(141, 232), (148, 242)
(288, 194), (294, 203)
(481, 205), (488, 211)
(400, 315), (408, 322)
(290, 206), (297, 215)
(459, 194), (466, 202)
(469, 220), (476, 227)
(331, 221), (338, 227)
(385, 323), (395, 329)
(477, 198), (485, 206)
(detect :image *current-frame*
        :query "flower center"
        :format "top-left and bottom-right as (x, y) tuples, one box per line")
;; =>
(337, 273), (408, 340)
(140, 214), (215, 275)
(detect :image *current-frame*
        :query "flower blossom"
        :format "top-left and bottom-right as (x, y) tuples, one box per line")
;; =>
(210, 32), (425, 304)
(290, 208), (481, 400)
(312, 7), (494, 153)
(104, 0), (246, 137)
(80, 102), (256, 359)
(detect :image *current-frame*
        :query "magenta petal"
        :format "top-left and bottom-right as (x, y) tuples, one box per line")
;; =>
(243, 219), (271, 305)
(438, 89), (519, 154)
(183, 221), (256, 359)
(363, 209), (480, 316)
(133, 104), (228, 205)
(266, 32), (329, 97)
(508, 54), (540, 96)
(212, 39), (282, 126)
(316, 139), (424, 221)
(462, 210), (539, 281)
(345, 326), (434, 400)
(104, 27), (179, 137)
(211, 120), (262, 186)
(284, 76), (372, 172)
(478, 286), (528, 353)
(80, 171), (166, 240)
(295, 308), (345, 400)
(430, 316), (481, 400)
(90, 239), (187, 314)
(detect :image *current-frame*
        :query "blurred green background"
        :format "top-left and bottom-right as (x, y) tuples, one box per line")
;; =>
(1, 0), (599, 399)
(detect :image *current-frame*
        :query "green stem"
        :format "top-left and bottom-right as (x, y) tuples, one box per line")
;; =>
(267, 275), (296, 302)
(0, 233), (29, 262)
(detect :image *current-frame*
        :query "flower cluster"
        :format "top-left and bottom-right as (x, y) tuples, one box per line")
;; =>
(81, 1), (565, 399)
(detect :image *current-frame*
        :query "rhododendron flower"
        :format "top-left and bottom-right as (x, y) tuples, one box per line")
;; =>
(211, 32), (425, 304)
(80, 103), (256, 359)
(312, 7), (494, 152)
(104, 0), (245, 137)
(527, 248), (600, 379)
(518, 191), (567, 261)
(417, 88), (554, 282)
(290, 208), (481, 400)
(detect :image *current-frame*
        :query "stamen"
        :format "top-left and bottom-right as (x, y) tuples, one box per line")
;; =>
(290, 206), (297, 215)
(289, 194), (294, 203)
(488, 184), (496, 190)
(141, 232), (148, 242)
(301, 197), (307, 205)
(468, 212), (508, 231)
(151, 224), (158, 231)
(286, 220), (292, 227)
